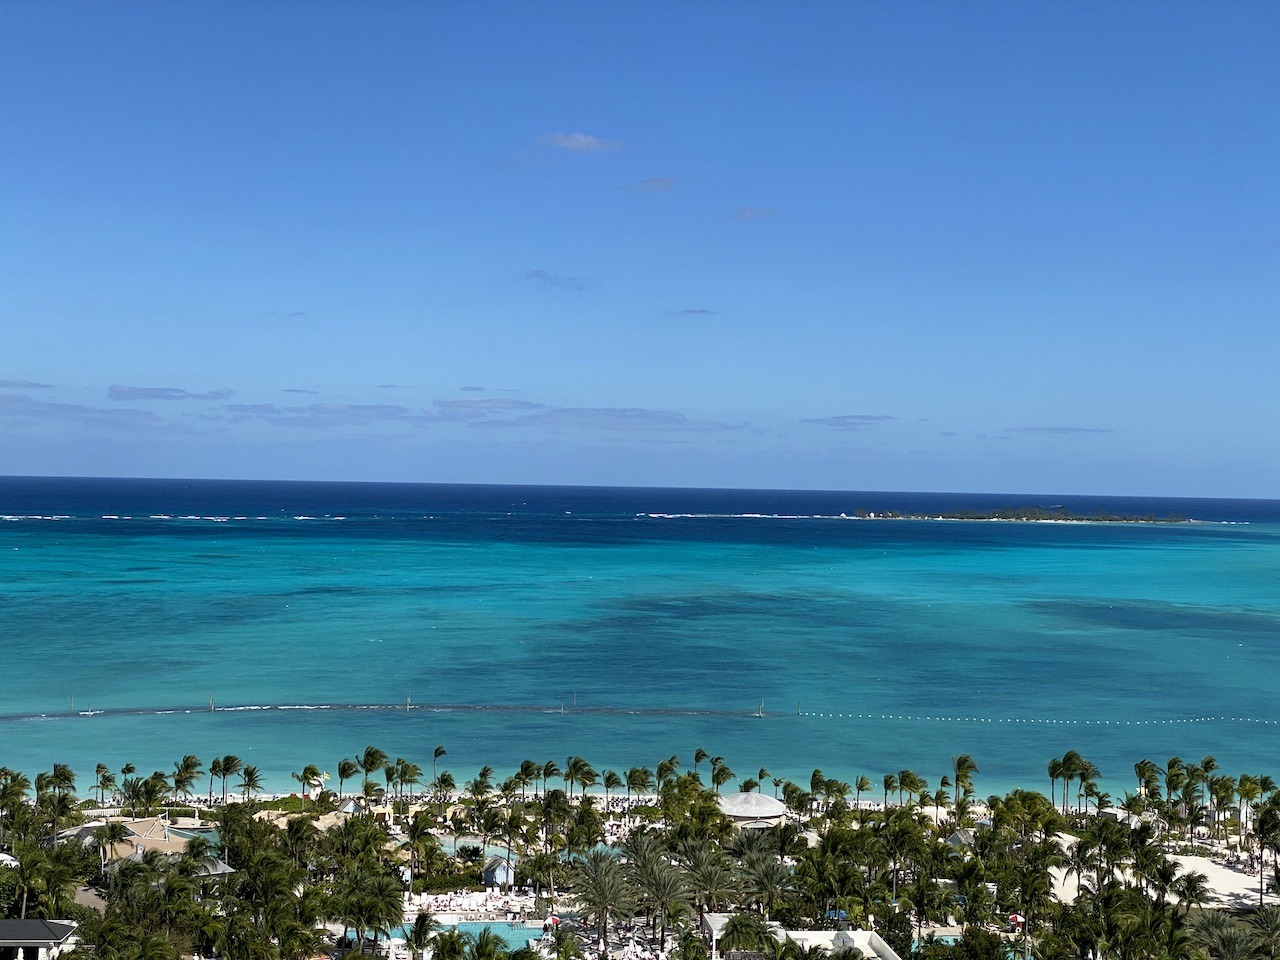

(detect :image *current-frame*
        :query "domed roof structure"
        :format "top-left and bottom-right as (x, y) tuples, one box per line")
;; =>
(718, 791), (787, 824)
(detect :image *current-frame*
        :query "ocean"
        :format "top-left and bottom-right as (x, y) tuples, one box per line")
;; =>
(2, 476), (1279, 801)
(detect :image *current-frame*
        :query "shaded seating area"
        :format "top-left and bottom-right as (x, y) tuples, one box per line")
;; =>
(0, 920), (77, 960)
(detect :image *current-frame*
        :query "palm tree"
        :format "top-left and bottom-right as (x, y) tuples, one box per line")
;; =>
(431, 929), (471, 960)
(683, 845), (739, 913)
(569, 848), (633, 949)
(171, 755), (202, 810)
(711, 761), (735, 794)
(693, 748), (710, 776)
(1172, 870), (1211, 918)
(632, 858), (690, 950)
(1164, 756), (1187, 815)
(1250, 905), (1280, 959)
(239, 765), (263, 801)
(897, 769), (925, 807)
(742, 857), (793, 919)
(624, 767), (651, 806)
(1257, 798), (1280, 906)
(433, 745), (448, 782)
(94, 763), (115, 806)
(400, 760), (424, 801)
(603, 770), (623, 808)
(405, 913), (439, 960)
(1045, 756), (1064, 812)
(541, 761), (561, 796)
(94, 820), (131, 884)
(883, 773), (898, 809)
(854, 775), (872, 811)
(719, 913), (772, 953)
(470, 928), (508, 960)
(207, 757), (223, 805)
(360, 745), (389, 789)
(434, 771), (456, 819)
(220, 755), (242, 804)
(951, 754), (978, 799)
(337, 757), (359, 800)
(656, 755), (679, 786)
(293, 764), (322, 808)
(564, 756), (595, 799)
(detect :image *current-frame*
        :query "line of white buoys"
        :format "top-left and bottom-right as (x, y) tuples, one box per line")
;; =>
(795, 712), (1276, 726)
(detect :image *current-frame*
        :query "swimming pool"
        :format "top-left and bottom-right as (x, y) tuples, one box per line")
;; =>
(397, 921), (540, 950)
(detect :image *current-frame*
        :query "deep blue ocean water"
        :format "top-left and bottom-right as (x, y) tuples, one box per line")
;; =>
(3, 476), (1279, 800)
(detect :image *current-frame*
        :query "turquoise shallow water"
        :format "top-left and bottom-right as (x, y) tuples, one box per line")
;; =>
(2, 477), (1280, 798)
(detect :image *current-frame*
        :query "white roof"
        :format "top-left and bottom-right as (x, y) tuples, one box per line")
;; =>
(781, 929), (902, 960)
(718, 791), (787, 820)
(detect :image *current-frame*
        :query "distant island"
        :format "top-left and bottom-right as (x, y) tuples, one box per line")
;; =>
(852, 506), (1190, 523)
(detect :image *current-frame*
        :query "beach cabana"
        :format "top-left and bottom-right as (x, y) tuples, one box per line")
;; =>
(0, 920), (77, 960)
(717, 792), (787, 829)
(1099, 807), (1142, 829)
(482, 856), (516, 888)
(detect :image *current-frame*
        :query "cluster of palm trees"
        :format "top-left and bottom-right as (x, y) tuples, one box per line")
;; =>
(12, 744), (1280, 960)
(89, 755), (267, 814)
(1048, 751), (1105, 815)
(1129, 757), (1280, 848)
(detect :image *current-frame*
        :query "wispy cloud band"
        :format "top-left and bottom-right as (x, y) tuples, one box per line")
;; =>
(109, 385), (233, 401)
(541, 132), (621, 153)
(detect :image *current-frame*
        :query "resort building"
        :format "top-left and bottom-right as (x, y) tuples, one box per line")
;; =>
(701, 915), (903, 960)
(0, 920), (77, 960)
(716, 792), (788, 829)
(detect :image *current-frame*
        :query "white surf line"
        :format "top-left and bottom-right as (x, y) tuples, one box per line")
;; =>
(796, 712), (1279, 725)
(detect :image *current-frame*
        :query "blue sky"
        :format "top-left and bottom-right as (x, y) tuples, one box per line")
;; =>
(1, 2), (1276, 496)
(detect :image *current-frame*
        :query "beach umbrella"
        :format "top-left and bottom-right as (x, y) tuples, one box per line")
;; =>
(1009, 914), (1026, 924)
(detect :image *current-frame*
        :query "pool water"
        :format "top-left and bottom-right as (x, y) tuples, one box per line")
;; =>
(397, 922), (539, 950)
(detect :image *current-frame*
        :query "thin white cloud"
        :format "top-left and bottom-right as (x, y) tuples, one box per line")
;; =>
(623, 177), (680, 193)
(802, 415), (898, 429)
(0, 392), (164, 429)
(473, 406), (741, 433)
(225, 402), (417, 429)
(108, 385), (233, 401)
(433, 397), (544, 416)
(731, 207), (782, 222)
(524, 269), (591, 291)
(541, 132), (621, 153)
(1005, 426), (1114, 435)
